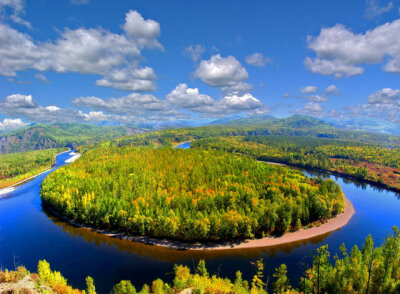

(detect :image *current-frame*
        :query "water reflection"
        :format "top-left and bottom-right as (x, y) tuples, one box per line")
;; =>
(45, 208), (334, 262)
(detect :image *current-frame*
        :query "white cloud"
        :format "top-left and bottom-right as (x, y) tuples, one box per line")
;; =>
(0, 23), (38, 76)
(34, 73), (50, 84)
(166, 84), (264, 117)
(0, 93), (154, 123)
(304, 57), (364, 78)
(368, 88), (400, 104)
(72, 93), (178, 120)
(0, 10), (162, 91)
(45, 105), (60, 112)
(345, 88), (400, 123)
(221, 81), (254, 95)
(307, 95), (328, 102)
(95, 66), (157, 92)
(0, 118), (28, 131)
(325, 84), (340, 96)
(0, 0), (23, 12)
(300, 86), (317, 94)
(245, 53), (272, 67)
(305, 19), (400, 76)
(0, 94), (87, 122)
(295, 102), (324, 116)
(184, 44), (205, 62)
(220, 93), (263, 110)
(365, 0), (393, 18)
(0, 0), (31, 28)
(166, 83), (214, 108)
(83, 111), (114, 122)
(122, 10), (162, 49)
(191, 93), (264, 117)
(194, 54), (249, 87)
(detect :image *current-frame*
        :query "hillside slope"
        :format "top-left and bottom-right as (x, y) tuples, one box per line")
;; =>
(0, 123), (141, 154)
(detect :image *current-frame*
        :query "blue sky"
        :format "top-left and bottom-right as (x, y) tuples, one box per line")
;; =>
(1, 0), (400, 129)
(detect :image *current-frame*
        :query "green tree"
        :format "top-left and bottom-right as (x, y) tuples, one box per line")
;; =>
(113, 280), (137, 294)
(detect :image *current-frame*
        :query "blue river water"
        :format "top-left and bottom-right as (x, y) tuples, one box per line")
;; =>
(0, 145), (399, 293)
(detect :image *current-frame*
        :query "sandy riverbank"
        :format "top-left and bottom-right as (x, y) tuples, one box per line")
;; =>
(65, 151), (81, 163)
(46, 198), (354, 251)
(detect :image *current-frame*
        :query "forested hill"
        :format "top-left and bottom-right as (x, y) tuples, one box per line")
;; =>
(0, 123), (143, 154)
(211, 115), (333, 128)
(105, 116), (398, 151)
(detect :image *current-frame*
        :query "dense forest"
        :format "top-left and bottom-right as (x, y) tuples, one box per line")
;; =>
(2, 227), (399, 293)
(0, 147), (67, 189)
(192, 136), (400, 191)
(41, 147), (345, 241)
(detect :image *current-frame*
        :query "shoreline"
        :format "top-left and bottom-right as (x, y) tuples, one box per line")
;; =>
(0, 149), (70, 196)
(43, 198), (354, 251)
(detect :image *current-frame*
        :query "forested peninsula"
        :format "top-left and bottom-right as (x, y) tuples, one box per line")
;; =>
(41, 146), (346, 243)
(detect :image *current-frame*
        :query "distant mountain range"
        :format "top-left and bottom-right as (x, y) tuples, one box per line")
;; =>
(0, 115), (398, 154)
(210, 115), (400, 136)
(323, 118), (400, 136)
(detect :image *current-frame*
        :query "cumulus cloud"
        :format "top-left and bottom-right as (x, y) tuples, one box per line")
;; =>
(0, 118), (28, 131)
(0, 94), (88, 122)
(74, 87), (265, 119)
(166, 83), (214, 109)
(297, 85), (336, 102)
(304, 57), (364, 78)
(194, 54), (249, 87)
(295, 102), (324, 116)
(122, 10), (162, 49)
(34, 73), (50, 84)
(221, 81), (254, 95)
(219, 93), (263, 110)
(345, 88), (400, 123)
(325, 84), (340, 96)
(0, 93), (150, 123)
(300, 86), (318, 94)
(190, 93), (264, 117)
(0, 10), (162, 91)
(184, 44), (205, 62)
(305, 19), (400, 77)
(95, 66), (157, 91)
(245, 53), (272, 67)
(72, 93), (180, 121)
(368, 88), (400, 104)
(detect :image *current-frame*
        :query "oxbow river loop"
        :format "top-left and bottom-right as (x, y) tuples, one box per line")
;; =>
(0, 145), (399, 293)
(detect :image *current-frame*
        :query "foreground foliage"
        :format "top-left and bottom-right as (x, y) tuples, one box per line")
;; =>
(0, 147), (67, 189)
(41, 147), (345, 241)
(1, 228), (399, 293)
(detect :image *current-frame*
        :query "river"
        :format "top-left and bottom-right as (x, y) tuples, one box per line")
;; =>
(1, 145), (400, 293)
